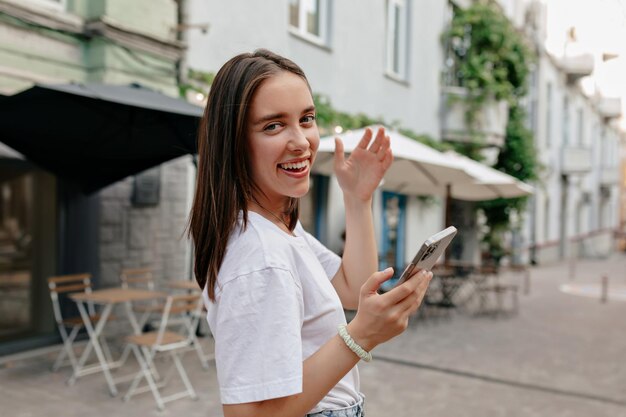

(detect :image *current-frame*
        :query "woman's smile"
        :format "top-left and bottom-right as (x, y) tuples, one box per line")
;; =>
(247, 71), (320, 207)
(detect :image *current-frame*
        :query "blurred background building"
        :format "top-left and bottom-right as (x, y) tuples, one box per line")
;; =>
(0, 0), (624, 355)
(0, 0), (196, 354)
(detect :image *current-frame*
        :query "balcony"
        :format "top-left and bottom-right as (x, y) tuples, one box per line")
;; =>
(599, 166), (619, 185)
(441, 86), (509, 148)
(561, 146), (592, 174)
(597, 97), (622, 119)
(560, 52), (594, 84)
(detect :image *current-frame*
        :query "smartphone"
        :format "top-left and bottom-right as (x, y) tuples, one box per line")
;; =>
(393, 226), (458, 287)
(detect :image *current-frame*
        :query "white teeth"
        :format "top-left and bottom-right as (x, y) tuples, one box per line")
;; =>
(280, 160), (309, 170)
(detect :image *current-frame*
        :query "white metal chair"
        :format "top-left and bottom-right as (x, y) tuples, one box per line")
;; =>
(120, 267), (155, 290)
(120, 267), (164, 326)
(123, 294), (201, 410)
(47, 273), (114, 373)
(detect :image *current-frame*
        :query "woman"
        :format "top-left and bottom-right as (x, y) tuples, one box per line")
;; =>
(189, 49), (432, 417)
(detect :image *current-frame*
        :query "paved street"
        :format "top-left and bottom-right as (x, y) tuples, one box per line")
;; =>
(2, 253), (626, 417)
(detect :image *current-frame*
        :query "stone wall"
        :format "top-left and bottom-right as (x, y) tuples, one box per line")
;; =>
(98, 155), (193, 287)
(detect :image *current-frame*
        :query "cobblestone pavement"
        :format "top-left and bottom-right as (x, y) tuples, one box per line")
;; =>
(2, 253), (625, 417)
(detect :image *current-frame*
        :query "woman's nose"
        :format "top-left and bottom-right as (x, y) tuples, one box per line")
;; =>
(287, 127), (309, 152)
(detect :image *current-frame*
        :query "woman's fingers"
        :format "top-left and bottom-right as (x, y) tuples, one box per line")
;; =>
(333, 137), (345, 170)
(356, 127), (373, 150)
(368, 127), (386, 154)
(376, 134), (391, 161)
(382, 269), (430, 305)
(386, 271), (432, 319)
(361, 267), (395, 296)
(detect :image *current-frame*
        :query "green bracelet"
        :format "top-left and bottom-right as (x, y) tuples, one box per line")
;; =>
(337, 324), (372, 362)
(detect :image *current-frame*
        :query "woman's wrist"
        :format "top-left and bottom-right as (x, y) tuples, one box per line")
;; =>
(343, 193), (373, 208)
(346, 320), (377, 352)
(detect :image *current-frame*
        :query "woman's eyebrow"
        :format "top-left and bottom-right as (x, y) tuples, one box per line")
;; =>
(253, 112), (286, 125)
(253, 106), (316, 125)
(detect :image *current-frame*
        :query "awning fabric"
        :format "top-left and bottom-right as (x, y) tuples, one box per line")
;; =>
(0, 83), (203, 193)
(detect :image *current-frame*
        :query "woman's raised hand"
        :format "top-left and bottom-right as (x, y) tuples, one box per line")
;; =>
(334, 127), (393, 202)
(346, 267), (433, 351)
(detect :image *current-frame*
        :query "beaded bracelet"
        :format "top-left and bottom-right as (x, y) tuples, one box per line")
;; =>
(337, 324), (372, 362)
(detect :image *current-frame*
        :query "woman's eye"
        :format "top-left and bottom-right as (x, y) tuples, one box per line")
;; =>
(301, 115), (316, 124)
(264, 123), (281, 132)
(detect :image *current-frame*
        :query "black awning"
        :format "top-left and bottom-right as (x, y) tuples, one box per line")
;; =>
(0, 83), (203, 193)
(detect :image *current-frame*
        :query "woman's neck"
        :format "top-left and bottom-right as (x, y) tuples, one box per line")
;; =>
(248, 197), (293, 234)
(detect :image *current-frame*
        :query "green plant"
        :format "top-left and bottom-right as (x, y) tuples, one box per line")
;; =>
(478, 103), (539, 264)
(443, 1), (538, 264)
(179, 68), (214, 98)
(313, 94), (385, 136)
(443, 1), (533, 128)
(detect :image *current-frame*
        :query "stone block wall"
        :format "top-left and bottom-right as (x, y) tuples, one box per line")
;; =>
(98, 155), (193, 287)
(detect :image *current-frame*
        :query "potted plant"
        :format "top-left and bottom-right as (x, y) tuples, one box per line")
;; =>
(441, 1), (533, 148)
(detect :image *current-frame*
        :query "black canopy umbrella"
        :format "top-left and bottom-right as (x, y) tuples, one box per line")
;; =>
(0, 83), (203, 193)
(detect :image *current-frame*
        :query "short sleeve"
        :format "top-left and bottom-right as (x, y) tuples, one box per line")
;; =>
(213, 267), (304, 404)
(299, 225), (342, 280)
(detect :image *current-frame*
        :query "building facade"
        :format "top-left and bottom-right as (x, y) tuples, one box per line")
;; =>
(499, 0), (625, 263)
(186, 0), (624, 268)
(187, 0), (457, 269)
(0, 0), (195, 353)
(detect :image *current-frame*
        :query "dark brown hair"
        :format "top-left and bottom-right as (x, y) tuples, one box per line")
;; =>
(189, 49), (310, 301)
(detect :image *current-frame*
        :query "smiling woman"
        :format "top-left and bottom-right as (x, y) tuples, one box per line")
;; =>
(188, 49), (433, 417)
(246, 71), (319, 219)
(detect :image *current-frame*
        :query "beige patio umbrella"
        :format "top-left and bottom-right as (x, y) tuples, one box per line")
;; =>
(314, 126), (534, 203)
(313, 126), (474, 195)
(314, 126), (535, 263)
(442, 151), (534, 201)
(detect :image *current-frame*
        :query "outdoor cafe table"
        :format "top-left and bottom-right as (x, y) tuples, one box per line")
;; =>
(166, 280), (200, 291)
(69, 287), (166, 396)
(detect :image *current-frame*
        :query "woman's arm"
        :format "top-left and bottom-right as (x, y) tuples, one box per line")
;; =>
(331, 127), (393, 309)
(223, 267), (431, 417)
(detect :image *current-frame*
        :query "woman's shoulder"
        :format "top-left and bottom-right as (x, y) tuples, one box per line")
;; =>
(219, 213), (294, 281)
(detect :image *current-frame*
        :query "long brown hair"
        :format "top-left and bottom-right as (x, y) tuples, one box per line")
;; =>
(189, 49), (310, 301)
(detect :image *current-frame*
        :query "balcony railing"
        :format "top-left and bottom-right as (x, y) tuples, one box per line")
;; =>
(561, 146), (592, 174)
(560, 52), (594, 83)
(440, 86), (509, 148)
(597, 97), (622, 119)
(599, 166), (619, 185)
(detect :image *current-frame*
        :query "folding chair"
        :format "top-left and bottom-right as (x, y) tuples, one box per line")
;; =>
(47, 273), (114, 373)
(118, 267), (163, 366)
(120, 267), (155, 290)
(123, 294), (201, 410)
(180, 293), (212, 369)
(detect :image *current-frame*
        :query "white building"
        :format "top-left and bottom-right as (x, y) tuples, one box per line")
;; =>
(497, 0), (624, 263)
(187, 0), (453, 269)
(186, 0), (624, 267)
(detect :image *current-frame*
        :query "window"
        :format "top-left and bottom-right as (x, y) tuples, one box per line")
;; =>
(385, 0), (409, 80)
(380, 191), (406, 271)
(577, 108), (584, 146)
(289, 0), (330, 46)
(543, 196), (550, 242)
(545, 83), (552, 148)
(25, 0), (66, 10)
(562, 96), (569, 145)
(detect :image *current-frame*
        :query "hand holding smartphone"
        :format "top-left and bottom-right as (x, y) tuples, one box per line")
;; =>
(393, 226), (458, 287)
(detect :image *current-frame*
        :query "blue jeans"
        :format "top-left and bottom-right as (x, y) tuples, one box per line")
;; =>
(306, 396), (364, 417)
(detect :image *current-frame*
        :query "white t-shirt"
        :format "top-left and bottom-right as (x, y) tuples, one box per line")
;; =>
(203, 211), (360, 413)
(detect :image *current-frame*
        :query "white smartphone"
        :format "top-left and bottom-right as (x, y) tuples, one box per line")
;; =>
(393, 226), (458, 287)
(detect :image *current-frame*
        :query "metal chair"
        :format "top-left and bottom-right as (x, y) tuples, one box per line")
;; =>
(123, 294), (202, 410)
(47, 273), (113, 373)
(120, 267), (155, 290)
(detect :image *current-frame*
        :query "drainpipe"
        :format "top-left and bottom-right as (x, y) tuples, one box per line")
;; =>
(175, 0), (189, 87)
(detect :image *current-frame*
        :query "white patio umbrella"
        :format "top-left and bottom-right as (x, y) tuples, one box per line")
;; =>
(313, 126), (474, 195)
(313, 126), (534, 201)
(443, 151), (534, 201)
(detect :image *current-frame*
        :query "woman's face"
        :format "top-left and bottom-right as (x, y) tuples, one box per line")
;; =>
(246, 71), (319, 208)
